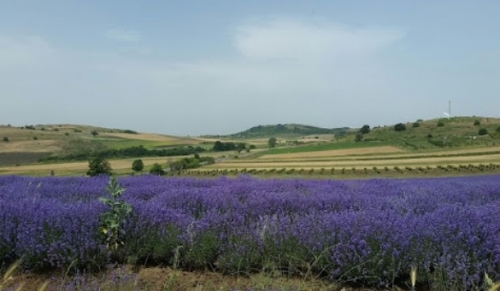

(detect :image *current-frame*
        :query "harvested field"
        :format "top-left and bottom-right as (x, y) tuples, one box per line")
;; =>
(207, 153), (500, 169)
(101, 132), (201, 144)
(258, 145), (403, 159)
(0, 157), (171, 175)
(0, 140), (63, 152)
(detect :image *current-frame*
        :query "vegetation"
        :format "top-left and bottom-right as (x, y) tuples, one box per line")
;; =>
(437, 121), (445, 127)
(212, 141), (246, 152)
(98, 177), (132, 251)
(268, 137), (277, 148)
(168, 155), (215, 171)
(149, 163), (165, 175)
(1, 176), (499, 290)
(87, 156), (113, 176)
(412, 122), (421, 128)
(394, 123), (406, 131)
(2, 137), (8, 142)
(91, 130), (99, 137)
(131, 159), (144, 172)
(226, 123), (350, 138)
(479, 128), (489, 135)
(40, 144), (206, 162)
(474, 120), (481, 126)
(359, 124), (370, 134)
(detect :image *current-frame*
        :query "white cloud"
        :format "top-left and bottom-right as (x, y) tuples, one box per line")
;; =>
(233, 18), (404, 62)
(102, 29), (141, 42)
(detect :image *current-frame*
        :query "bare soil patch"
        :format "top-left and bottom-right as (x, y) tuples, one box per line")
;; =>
(3, 266), (399, 291)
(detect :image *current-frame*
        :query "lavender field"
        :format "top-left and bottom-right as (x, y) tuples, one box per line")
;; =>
(0, 175), (499, 289)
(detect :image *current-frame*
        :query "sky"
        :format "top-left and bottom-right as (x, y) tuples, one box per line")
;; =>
(1, 1), (499, 136)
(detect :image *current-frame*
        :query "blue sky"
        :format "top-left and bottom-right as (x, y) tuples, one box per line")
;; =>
(1, 1), (499, 135)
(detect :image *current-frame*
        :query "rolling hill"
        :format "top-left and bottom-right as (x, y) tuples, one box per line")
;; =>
(223, 123), (352, 139)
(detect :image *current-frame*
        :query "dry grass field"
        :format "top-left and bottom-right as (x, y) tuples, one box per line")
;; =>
(100, 132), (202, 145)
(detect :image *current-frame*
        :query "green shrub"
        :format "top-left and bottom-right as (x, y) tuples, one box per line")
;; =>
(132, 159), (144, 172)
(149, 163), (165, 175)
(437, 122), (445, 127)
(394, 123), (406, 131)
(412, 122), (420, 128)
(2, 137), (8, 142)
(473, 120), (481, 126)
(478, 128), (489, 136)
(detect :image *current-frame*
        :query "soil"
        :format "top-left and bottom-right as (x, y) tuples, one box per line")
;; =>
(2, 266), (411, 291)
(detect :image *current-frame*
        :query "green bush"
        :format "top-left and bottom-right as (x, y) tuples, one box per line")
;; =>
(478, 128), (488, 136)
(437, 122), (445, 127)
(149, 163), (165, 175)
(412, 122), (420, 128)
(2, 137), (8, 142)
(473, 120), (481, 126)
(394, 123), (406, 132)
(359, 125), (370, 134)
(132, 159), (144, 172)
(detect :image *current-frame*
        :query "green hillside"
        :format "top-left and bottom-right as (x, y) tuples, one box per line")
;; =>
(226, 123), (352, 139)
(343, 116), (500, 150)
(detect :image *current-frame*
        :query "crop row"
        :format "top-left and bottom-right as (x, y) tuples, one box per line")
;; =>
(181, 163), (500, 176)
(0, 175), (499, 289)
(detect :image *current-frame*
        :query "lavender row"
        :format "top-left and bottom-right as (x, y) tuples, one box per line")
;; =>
(0, 175), (499, 289)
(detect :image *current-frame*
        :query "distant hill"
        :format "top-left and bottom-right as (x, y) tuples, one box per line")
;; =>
(225, 124), (352, 139)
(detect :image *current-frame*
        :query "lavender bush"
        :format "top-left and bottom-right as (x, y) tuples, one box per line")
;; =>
(0, 175), (499, 289)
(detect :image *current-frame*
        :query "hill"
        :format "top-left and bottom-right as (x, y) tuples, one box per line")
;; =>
(0, 124), (203, 166)
(346, 116), (500, 150)
(224, 123), (352, 139)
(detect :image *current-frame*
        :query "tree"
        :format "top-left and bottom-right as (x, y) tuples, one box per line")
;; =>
(412, 122), (421, 128)
(268, 137), (277, 148)
(473, 120), (481, 126)
(478, 128), (488, 136)
(236, 143), (246, 153)
(91, 130), (99, 138)
(355, 133), (363, 142)
(394, 123), (407, 132)
(149, 163), (165, 175)
(359, 125), (370, 134)
(87, 156), (112, 176)
(131, 159), (144, 172)
(2, 137), (8, 142)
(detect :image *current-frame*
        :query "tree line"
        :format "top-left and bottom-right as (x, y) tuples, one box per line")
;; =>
(41, 145), (206, 162)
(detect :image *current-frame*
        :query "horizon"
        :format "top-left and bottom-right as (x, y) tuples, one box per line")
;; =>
(1, 1), (499, 135)
(1, 114), (497, 137)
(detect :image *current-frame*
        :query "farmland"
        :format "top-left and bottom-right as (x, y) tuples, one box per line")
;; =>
(2, 117), (500, 178)
(0, 175), (499, 290)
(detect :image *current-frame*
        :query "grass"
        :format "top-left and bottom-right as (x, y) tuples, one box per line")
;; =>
(255, 141), (392, 156)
